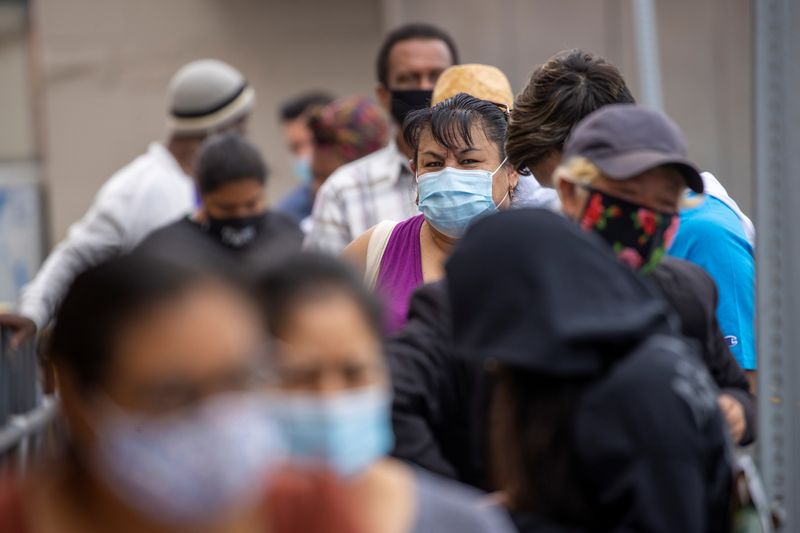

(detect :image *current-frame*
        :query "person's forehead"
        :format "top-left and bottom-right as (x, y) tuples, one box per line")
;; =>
(107, 285), (261, 386)
(388, 38), (452, 76)
(418, 123), (493, 153)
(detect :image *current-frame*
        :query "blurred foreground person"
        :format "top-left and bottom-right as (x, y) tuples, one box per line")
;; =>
(137, 132), (302, 281)
(0, 254), (282, 532)
(448, 210), (732, 533)
(555, 104), (754, 445)
(276, 91), (335, 223)
(0, 59), (255, 348)
(345, 93), (518, 333)
(257, 253), (515, 533)
(303, 97), (391, 232)
(305, 24), (459, 253)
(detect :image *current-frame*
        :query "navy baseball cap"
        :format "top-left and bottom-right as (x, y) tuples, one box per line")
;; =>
(562, 104), (704, 193)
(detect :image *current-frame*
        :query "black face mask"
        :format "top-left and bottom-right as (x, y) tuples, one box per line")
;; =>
(389, 89), (433, 126)
(203, 214), (263, 249)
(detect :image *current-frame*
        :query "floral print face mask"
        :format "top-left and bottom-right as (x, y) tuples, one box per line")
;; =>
(578, 187), (680, 273)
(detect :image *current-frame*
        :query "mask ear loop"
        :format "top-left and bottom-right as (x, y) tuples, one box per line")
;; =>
(492, 157), (511, 208)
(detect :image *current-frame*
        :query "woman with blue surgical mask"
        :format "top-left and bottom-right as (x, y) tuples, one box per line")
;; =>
(344, 93), (518, 333)
(0, 253), (362, 533)
(257, 253), (515, 533)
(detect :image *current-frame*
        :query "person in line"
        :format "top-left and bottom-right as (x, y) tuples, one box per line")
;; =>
(136, 132), (302, 282)
(507, 48), (756, 381)
(276, 91), (335, 224)
(256, 253), (515, 533)
(554, 103), (754, 445)
(303, 96), (391, 233)
(669, 173), (757, 380)
(0, 254), (282, 532)
(305, 23), (459, 253)
(345, 92), (518, 333)
(505, 49), (634, 191)
(0, 59), (255, 348)
(447, 209), (732, 533)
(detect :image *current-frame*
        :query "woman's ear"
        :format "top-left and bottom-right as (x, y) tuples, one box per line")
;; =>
(506, 165), (520, 191)
(409, 159), (417, 176)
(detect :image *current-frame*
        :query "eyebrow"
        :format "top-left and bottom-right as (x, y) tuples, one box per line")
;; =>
(421, 147), (481, 159)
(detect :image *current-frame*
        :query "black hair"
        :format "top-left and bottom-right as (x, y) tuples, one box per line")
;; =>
(403, 92), (509, 165)
(491, 367), (593, 524)
(376, 23), (459, 86)
(49, 254), (212, 391)
(507, 49), (635, 173)
(196, 131), (268, 194)
(279, 92), (335, 122)
(257, 253), (382, 339)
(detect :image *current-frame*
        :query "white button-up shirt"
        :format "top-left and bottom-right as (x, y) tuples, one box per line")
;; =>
(19, 143), (195, 329)
(304, 141), (419, 254)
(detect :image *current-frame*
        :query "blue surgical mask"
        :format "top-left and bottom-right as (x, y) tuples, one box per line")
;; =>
(292, 157), (313, 186)
(417, 158), (509, 238)
(90, 393), (285, 525)
(268, 386), (393, 477)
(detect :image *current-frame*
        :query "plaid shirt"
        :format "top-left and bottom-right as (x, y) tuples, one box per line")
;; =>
(304, 141), (419, 253)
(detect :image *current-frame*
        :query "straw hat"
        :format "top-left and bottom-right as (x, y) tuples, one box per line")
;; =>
(431, 64), (514, 110)
(167, 59), (256, 135)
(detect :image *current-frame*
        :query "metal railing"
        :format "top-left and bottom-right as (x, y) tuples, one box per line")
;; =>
(0, 328), (40, 425)
(0, 327), (59, 474)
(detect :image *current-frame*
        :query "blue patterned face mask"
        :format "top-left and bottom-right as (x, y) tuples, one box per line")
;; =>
(417, 158), (509, 238)
(268, 386), (393, 477)
(90, 392), (284, 525)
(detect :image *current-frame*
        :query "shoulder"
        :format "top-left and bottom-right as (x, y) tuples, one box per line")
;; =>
(677, 196), (749, 247)
(413, 469), (515, 533)
(578, 335), (718, 441)
(342, 226), (376, 272)
(137, 217), (195, 244)
(98, 145), (190, 204)
(651, 257), (717, 302)
(263, 210), (303, 234)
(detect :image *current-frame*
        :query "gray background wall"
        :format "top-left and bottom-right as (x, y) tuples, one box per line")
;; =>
(5, 0), (752, 244)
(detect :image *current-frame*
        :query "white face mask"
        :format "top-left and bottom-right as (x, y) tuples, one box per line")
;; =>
(89, 392), (285, 525)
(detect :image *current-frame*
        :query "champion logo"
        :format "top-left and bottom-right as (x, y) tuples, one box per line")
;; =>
(724, 335), (739, 348)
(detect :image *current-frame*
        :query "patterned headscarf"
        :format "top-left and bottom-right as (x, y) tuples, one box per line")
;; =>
(309, 96), (390, 163)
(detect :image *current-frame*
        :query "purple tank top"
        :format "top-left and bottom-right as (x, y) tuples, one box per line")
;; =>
(375, 214), (426, 333)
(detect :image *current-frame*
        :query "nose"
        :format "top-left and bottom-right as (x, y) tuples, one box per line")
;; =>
(419, 75), (437, 91)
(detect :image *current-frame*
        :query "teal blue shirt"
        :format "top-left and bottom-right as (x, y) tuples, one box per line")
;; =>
(669, 194), (756, 369)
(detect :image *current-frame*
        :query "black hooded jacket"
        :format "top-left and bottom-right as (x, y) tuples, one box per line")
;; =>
(389, 209), (732, 532)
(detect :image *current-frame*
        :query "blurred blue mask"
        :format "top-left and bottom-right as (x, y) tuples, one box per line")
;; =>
(292, 157), (313, 186)
(268, 386), (393, 477)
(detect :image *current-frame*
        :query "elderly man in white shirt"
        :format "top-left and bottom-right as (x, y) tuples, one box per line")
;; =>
(0, 59), (255, 346)
(304, 24), (459, 254)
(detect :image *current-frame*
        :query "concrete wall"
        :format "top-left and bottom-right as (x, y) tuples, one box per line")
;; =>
(29, 0), (753, 243)
(32, 0), (384, 242)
